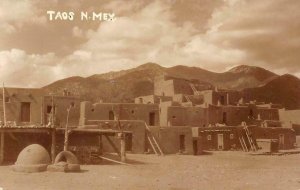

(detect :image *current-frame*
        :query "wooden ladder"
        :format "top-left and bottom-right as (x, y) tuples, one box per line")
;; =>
(189, 84), (200, 95)
(185, 95), (192, 103)
(239, 136), (248, 152)
(145, 123), (164, 156)
(244, 126), (257, 151)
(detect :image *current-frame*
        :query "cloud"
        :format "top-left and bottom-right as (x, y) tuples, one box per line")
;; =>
(206, 0), (300, 73)
(0, 0), (299, 87)
(0, 49), (59, 87)
(75, 0), (246, 73)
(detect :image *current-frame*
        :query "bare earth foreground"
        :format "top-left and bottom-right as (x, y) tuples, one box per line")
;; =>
(1, 152), (300, 190)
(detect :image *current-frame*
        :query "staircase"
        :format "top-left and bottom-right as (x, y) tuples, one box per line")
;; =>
(145, 123), (164, 156)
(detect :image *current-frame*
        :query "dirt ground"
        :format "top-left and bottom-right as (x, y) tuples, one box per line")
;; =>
(0, 152), (300, 190)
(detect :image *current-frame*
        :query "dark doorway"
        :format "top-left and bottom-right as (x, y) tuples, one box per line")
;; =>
(179, 135), (185, 152)
(109, 111), (114, 120)
(220, 96), (225, 105)
(193, 140), (198, 155)
(125, 134), (132, 152)
(222, 112), (227, 124)
(249, 109), (254, 118)
(20, 102), (31, 122)
(149, 112), (155, 126)
(46, 105), (56, 114)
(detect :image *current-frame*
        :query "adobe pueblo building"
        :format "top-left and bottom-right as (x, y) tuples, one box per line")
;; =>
(0, 74), (298, 165)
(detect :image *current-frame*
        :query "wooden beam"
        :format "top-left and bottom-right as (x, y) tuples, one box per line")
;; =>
(51, 129), (56, 164)
(104, 135), (121, 157)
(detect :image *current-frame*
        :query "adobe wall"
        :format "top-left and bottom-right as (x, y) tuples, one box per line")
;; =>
(279, 109), (300, 128)
(172, 79), (193, 95)
(154, 77), (175, 96)
(251, 127), (296, 150)
(43, 96), (81, 127)
(166, 106), (187, 126)
(257, 108), (279, 121)
(134, 95), (172, 104)
(194, 127), (240, 151)
(79, 102), (159, 126)
(185, 107), (208, 127)
(0, 88), (44, 125)
(148, 126), (193, 154)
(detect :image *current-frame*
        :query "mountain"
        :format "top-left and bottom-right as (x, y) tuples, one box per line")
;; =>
(166, 65), (278, 90)
(243, 74), (300, 109)
(43, 63), (166, 102)
(42, 63), (288, 104)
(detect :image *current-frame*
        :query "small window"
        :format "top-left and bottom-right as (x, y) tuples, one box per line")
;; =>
(131, 110), (135, 114)
(91, 108), (95, 112)
(230, 134), (234, 139)
(70, 102), (75, 107)
(207, 135), (212, 140)
(172, 116), (176, 119)
(5, 97), (10, 103)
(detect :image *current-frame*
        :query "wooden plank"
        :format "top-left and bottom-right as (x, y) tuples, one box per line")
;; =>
(104, 135), (121, 157)
(98, 156), (130, 166)
(0, 128), (52, 133)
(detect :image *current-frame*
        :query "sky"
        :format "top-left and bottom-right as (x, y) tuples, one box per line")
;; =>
(0, 0), (299, 87)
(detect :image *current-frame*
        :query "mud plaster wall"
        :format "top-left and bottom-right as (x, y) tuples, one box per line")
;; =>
(79, 102), (159, 126)
(134, 95), (172, 104)
(154, 78), (174, 96)
(185, 107), (208, 127)
(0, 88), (44, 125)
(279, 109), (300, 128)
(149, 126), (193, 154)
(194, 127), (239, 151)
(251, 127), (296, 149)
(43, 96), (81, 127)
(166, 106), (187, 126)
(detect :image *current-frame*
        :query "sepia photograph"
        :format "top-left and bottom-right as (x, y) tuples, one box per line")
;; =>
(0, 0), (300, 189)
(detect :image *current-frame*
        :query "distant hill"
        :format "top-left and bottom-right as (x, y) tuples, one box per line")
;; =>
(166, 64), (277, 90)
(243, 74), (300, 109)
(42, 63), (299, 109)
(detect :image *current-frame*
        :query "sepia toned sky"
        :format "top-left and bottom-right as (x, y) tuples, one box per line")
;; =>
(0, 0), (299, 87)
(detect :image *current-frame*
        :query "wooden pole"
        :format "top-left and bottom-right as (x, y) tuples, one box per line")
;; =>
(51, 95), (54, 127)
(0, 83), (6, 164)
(98, 135), (103, 156)
(51, 129), (56, 163)
(63, 107), (71, 151)
(2, 83), (6, 125)
(120, 133), (126, 162)
(0, 133), (4, 164)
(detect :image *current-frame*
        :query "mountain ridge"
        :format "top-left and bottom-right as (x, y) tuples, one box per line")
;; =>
(42, 63), (299, 109)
